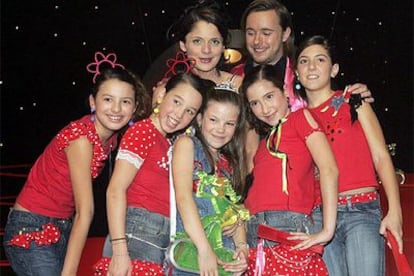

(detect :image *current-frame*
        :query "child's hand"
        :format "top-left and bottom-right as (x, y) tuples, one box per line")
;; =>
(287, 229), (333, 250)
(108, 254), (132, 276)
(151, 78), (168, 107)
(198, 247), (219, 276)
(221, 249), (248, 276)
(380, 212), (403, 253)
(222, 220), (244, 237)
(347, 83), (374, 103)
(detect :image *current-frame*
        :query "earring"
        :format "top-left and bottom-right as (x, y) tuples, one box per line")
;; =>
(153, 99), (162, 114)
(90, 107), (96, 122)
(128, 119), (134, 127)
(287, 97), (292, 109)
(294, 76), (302, 90)
(185, 126), (195, 136)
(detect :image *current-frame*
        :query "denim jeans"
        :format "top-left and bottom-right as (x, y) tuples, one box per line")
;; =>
(246, 210), (312, 247)
(125, 207), (170, 264)
(3, 209), (72, 276)
(311, 199), (384, 276)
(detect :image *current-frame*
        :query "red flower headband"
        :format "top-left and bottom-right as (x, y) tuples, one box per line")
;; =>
(86, 51), (125, 83)
(163, 51), (196, 79)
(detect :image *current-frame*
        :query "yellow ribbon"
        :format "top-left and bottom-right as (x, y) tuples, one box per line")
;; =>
(266, 118), (289, 194)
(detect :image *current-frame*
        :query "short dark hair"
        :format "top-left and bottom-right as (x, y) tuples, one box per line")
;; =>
(241, 0), (295, 58)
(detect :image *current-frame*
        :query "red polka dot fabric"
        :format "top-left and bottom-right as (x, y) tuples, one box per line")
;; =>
(247, 245), (328, 276)
(56, 117), (114, 178)
(94, 257), (165, 275)
(8, 223), (61, 248)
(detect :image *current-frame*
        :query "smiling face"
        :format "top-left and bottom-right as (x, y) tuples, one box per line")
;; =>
(296, 44), (339, 93)
(179, 20), (224, 74)
(246, 79), (289, 126)
(245, 10), (291, 65)
(197, 100), (240, 153)
(155, 82), (203, 136)
(90, 78), (137, 136)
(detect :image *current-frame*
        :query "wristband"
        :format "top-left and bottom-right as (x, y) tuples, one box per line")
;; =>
(110, 236), (128, 243)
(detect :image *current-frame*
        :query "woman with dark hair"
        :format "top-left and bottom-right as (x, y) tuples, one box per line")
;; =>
(153, 0), (243, 101)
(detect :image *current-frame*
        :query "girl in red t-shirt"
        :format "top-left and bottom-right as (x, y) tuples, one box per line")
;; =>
(239, 64), (338, 251)
(295, 35), (403, 275)
(101, 73), (214, 276)
(3, 52), (150, 275)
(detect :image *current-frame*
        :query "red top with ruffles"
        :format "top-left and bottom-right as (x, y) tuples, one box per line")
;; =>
(117, 118), (171, 217)
(17, 115), (117, 218)
(245, 109), (322, 215)
(309, 90), (378, 193)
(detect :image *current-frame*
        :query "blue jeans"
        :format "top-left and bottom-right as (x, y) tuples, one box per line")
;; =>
(125, 207), (170, 264)
(246, 210), (312, 247)
(3, 209), (72, 276)
(311, 199), (384, 276)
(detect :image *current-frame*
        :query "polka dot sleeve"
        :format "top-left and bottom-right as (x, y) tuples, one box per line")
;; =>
(56, 121), (93, 150)
(55, 118), (108, 178)
(116, 119), (157, 169)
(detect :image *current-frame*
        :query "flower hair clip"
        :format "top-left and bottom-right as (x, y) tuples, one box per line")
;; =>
(86, 51), (125, 83)
(164, 51), (196, 79)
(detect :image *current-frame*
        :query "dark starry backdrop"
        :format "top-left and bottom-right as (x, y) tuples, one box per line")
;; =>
(1, 1), (413, 238)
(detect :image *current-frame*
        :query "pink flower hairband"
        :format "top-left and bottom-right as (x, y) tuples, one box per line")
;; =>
(86, 51), (125, 83)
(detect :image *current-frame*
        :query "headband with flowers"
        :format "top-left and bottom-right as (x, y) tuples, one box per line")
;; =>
(86, 51), (125, 83)
(163, 51), (196, 79)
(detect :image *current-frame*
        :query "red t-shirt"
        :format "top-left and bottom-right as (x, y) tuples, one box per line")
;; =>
(309, 91), (378, 193)
(17, 115), (117, 218)
(245, 110), (322, 215)
(117, 118), (171, 217)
